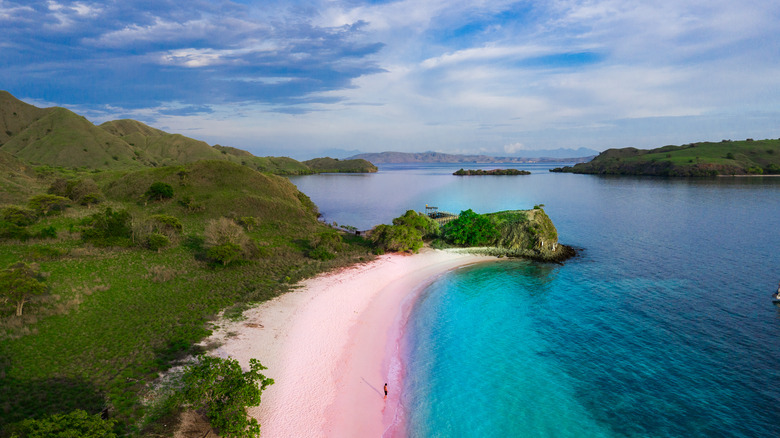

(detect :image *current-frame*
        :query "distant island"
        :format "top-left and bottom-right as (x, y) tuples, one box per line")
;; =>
(453, 168), (530, 176)
(348, 151), (593, 164)
(0, 90), (377, 175)
(551, 139), (780, 176)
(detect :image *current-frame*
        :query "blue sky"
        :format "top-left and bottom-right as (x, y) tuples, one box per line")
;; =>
(2, 0), (779, 158)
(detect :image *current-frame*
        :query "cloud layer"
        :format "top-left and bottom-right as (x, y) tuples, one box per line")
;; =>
(2, 0), (778, 156)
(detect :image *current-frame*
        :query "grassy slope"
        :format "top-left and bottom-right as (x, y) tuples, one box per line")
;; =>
(0, 160), (374, 434)
(1, 108), (143, 170)
(0, 92), (50, 145)
(100, 119), (227, 167)
(554, 139), (780, 176)
(0, 151), (42, 205)
(1, 91), (378, 176)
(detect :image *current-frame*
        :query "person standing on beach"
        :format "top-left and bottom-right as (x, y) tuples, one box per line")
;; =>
(384, 383), (388, 399)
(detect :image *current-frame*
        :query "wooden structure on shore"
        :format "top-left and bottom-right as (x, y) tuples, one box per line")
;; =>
(424, 204), (458, 225)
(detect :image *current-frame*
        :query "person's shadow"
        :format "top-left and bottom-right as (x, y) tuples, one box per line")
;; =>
(361, 377), (383, 396)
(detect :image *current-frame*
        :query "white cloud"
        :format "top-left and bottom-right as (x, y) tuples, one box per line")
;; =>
(504, 142), (526, 153)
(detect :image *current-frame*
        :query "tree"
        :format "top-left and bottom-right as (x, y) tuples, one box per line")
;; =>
(371, 224), (423, 253)
(180, 356), (274, 438)
(27, 194), (69, 216)
(0, 262), (47, 316)
(80, 207), (132, 246)
(8, 409), (117, 438)
(144, 182), (174, 201)
(204, 218), (254, 265)
(443, 209), (499, 246)
(392, 210), (440, 237)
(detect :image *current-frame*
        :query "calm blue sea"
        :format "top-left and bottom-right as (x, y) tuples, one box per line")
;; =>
(289, 165), (780, 437)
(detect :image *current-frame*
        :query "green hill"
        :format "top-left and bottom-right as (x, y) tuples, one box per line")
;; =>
(100, 119), (227, 166)
(551, 138), (780, 176)
(102, 160), (318, 225)
(1, 107), (143, 169)
(302, 157), (378, 173)
(1, 91), (378, 175)
(0, 91), (50, 145)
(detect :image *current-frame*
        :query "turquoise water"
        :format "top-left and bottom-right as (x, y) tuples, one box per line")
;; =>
(289, 166), (780, 437)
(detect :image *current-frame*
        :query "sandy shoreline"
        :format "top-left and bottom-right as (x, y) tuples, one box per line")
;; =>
(202, 249), (493, 437)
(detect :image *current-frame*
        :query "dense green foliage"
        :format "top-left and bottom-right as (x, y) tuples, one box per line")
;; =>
(369, 210), (440, 253)
(370, 224), (424, 253)
(79, 207), (132, 246)
(552, 138), (780, 176)
(453, 168), (530, 175)
(392, 210), (440, 237)
(443, 209), (499, 246)
(179, 356), (273, 438)
(27, 194), (69, 216)
(7, 409), (117, 438)
(144, 182), (174, 201)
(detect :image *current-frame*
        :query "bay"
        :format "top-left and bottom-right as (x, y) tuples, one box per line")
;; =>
(289, 165), (780, 437)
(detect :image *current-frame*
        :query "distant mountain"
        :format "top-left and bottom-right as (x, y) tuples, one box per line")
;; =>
(347, 151), (593, 164)
(0, 90), (376, 175)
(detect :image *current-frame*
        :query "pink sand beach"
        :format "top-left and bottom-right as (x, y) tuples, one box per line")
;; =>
(205, 249), (492, 437)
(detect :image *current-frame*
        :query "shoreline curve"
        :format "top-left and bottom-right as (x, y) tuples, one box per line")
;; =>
(201, 249), (494, 437)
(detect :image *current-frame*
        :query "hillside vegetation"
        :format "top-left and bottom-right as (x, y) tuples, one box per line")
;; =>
(302, 157), (378, 173)
(0, 159), (375, 436)
(551, 139), (780, 176)
(0, 91), (376, 175)
(371, 208), (574, 262)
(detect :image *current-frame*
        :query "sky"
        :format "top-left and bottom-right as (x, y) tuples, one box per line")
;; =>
(1, 0), (779, 159)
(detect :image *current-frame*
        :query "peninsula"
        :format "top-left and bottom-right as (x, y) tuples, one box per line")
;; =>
(551, 138), (780, 176)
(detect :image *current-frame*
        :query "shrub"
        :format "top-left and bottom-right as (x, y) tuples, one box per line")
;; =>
(235, 216), (259, 231)
(207, 243), (243, 266)
(7, 409), (117, 438)
(392, 210), (440, 237)
(48, 178), (102, 205)
(146, 233), (170, 252)
(0, 221), (31, 241)
(144, 182), (174, 201)
(179, 356), (273, 438)
(80, 193), (103, 208)
(150, 214), (183, 234)
(80, 207), (132, 246)
(371, 224), (423, 253)
(1, 206), (38, 226)
(27, 194), (69, 216)
(37, 226), (57, 239)
(308, 247), (336, 261)
(312, 231), (343, 252)
(443, 209), (499, 246)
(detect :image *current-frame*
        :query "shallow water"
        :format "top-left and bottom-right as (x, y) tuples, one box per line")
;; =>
(289, 165), (780, 437)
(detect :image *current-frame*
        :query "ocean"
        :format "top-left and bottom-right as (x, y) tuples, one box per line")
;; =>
(289, 165), (780, 437)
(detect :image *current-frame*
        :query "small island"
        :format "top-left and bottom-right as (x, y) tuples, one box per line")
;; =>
(453, 168), (531, 176)
(370, 206), (575, 262)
